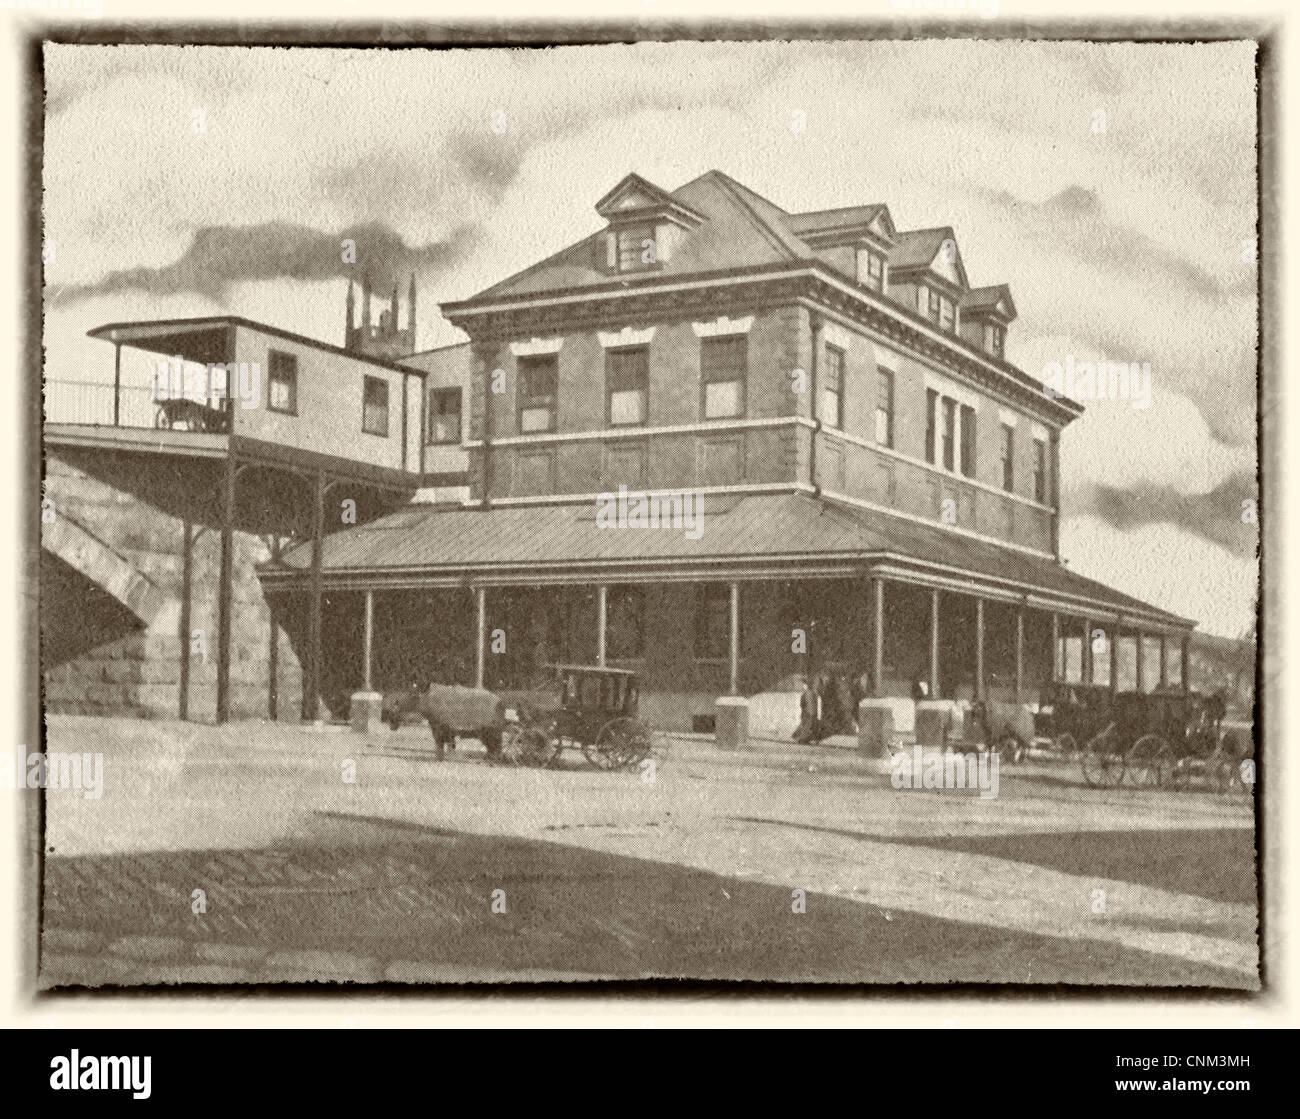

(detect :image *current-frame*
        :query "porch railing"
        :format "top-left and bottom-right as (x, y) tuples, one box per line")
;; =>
(44, 379), (231, 433)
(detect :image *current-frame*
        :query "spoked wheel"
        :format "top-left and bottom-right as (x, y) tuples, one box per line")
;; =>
(500, 724), (558, 767)
(1081, 730), (1124, 788)
(584, 717), (654, 771)
(1126, 734), (1169, 788)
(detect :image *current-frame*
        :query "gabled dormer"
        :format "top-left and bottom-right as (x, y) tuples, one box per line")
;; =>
(886, 227), (969, 335)
(959, 284), (1017, 360)
(594, 172), (706, 273)
(789, 204), (896, 293)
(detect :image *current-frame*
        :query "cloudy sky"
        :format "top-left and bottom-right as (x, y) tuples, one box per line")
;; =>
(42, 40), (1258, 637)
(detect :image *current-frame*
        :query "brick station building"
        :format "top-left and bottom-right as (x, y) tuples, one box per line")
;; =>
(42, 170), (1195, 730)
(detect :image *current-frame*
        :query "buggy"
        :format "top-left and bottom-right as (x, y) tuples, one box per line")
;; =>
(497, 664), (656, 771)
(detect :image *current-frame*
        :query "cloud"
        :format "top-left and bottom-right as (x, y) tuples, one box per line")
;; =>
(60, 221), (479, 303)
(1081, 471), (1259, 559)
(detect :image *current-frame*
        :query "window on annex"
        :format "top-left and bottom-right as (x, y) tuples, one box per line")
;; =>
(517, 354), (558, 434)
(362, 375), (389, 437)
(700, 335), (746, 420)
(822, 343), (845, 429)
(426, 387), (461, 445)
(695, 584), (737, 660)
(606, 346), (649, 427)
(268, 349), (297, 414)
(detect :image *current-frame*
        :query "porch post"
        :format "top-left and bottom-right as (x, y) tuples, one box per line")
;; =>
(1050, 612), (1060, 683)
(1135, 630), (1146, 694)
(113, 341), (122, 427)
(1180, 632), (1191, 694)
(362, 590), (374, 692)
(178, 515), (193, 721)
(728, 581), (740, 696)
(872, 577), (884, 697)
(216, 453), (237, 724)
(1109, 624), (1120, 697)
(1081, 616), (1092, 686)
(974, 597), (985, 700)
(929, 588), (940, 698)
(1014, 607), (1024, 705)
(596, 584), (608, 668)
(305, 468), (325, 723)
(474, 586), (487, 688)
(1159, 634), (1169, 690)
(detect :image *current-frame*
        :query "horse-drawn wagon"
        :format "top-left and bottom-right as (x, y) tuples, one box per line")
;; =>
(497, 664), (656, 771)
(1037, 683), (1247, 791)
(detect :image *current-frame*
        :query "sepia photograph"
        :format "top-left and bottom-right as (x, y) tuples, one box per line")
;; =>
(3, 0), (1287, 1066)
(31, 33), (1263, 994)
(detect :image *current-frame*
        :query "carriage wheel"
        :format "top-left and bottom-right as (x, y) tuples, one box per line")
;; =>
(500, 724), (555, 767)
(1081, 731), (1124, 788)
(585, 717), (653, 771)
(1125, 734), (1168, 788)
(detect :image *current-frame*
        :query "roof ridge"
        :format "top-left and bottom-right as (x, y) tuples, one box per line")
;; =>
(695, 171), (807, 262)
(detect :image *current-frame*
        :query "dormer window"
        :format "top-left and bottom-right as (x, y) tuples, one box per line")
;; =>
(857, 248), (886, 292)
(985, 322), (1006, 359)
(595, 172), (705, 276)
(616, 225), (656, 271)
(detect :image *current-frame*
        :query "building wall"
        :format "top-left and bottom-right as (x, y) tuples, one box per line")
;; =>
(41, 449), (303, 722)
(231, 325), (412, 473)
(457, 298), (1058, 553)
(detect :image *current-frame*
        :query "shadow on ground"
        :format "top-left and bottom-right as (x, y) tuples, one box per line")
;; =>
(732, 818), (1257, 906)
(42, 812), (1254, 988)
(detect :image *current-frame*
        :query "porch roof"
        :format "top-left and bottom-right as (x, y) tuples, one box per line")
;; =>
(265, 492), (1193, 630)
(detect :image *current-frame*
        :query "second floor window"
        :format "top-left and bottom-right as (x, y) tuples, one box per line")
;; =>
(822, 344), (845, 429)
(268, 350), (297, 414)
(1033, 437), (1048, 502)
(701, 335), (746, 420)
(517, 354), (558, 433)
(959, 403), (976, 477)
(941, 397), (957, 472)
(362, 376), (389, 436)
(606, 346), (648, 426)
(875, 367), (894, 448)
(1001, 423), (1015, 492)
(925, 388), (938, 464)
(426, 387), (461, 445)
